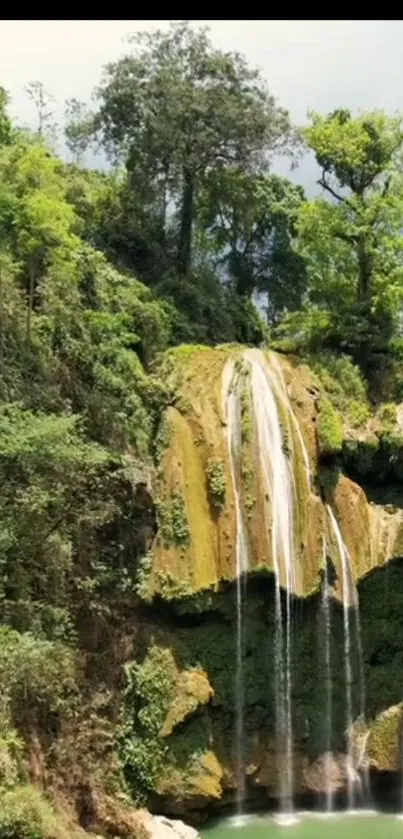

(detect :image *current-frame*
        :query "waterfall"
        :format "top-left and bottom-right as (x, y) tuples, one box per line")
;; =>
(268, 351), (312, 489)
(246, 349), (296, 818)
(222, 360), (248, 818)
(355, 614), (371, 807)
(327, 505), (364, 810)
(356, 728), (371, 807)
(321, 537), (333, 813)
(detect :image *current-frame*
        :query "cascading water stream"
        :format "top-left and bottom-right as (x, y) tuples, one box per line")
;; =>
(222, 361), (248, 818)
(321, 537), (333, 813)
(327, 505), (355, 808)
(356, 728), (371, 806)
(246, 349), (296, 819)
(269, 352), (312, 490)
(355, 618), (371, 807)
(327, 505), (368, 810)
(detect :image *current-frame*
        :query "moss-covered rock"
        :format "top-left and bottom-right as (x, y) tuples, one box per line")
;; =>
(118, 344), (403, 813)
(160, 670), (213, 738)
(157, 750), (223, 811)
(366, 704), (403, 772)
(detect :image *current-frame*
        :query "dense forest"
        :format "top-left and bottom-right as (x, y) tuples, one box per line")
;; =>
(2, 19), (403, 838)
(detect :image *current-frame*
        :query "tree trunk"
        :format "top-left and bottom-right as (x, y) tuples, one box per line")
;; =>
(177, 169), (194, 275)
(357, 233), (372, 301)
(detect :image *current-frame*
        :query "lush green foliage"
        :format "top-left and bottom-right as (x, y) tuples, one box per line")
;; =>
(317, 396), (343, 456)
(282, 110), (403, 362)
(200, 169), (306, 321)
(120, 646), (175, 802)
(156, 490), (190, 548)
(2, 19), (403, 827)
(0, 785), (78, 839)
(311, 353), (371, 430)
(95, 21), (292, 277)
(206, 458), (226, 513)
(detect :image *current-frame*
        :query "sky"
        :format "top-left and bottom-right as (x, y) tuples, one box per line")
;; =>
(1, 20), (403, 191)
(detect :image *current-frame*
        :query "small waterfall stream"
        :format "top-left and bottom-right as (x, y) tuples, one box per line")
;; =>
(355, 616), (371, 806)
(269, 352), (312, 489)
(222, 361), (248, 818)
(327, 504), (368, 810)
(321, 537), (333, 813)
(247, 349), (296, 819)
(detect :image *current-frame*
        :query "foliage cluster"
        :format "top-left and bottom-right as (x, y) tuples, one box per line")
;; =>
(317, 396), (344, 457)
(205, 458), (226, 514)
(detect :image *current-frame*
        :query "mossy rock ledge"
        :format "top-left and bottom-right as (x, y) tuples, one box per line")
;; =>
(113, 345), (403, 816)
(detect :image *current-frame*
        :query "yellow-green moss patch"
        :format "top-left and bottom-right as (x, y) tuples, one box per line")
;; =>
(160, 669), (214, 737)
(367, 704), (403, 772)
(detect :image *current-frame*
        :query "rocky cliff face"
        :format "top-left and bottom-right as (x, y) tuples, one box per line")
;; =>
(120, 345), (403, 818)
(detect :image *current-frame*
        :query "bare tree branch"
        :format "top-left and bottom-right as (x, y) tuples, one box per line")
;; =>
(317, 170), (356, 209)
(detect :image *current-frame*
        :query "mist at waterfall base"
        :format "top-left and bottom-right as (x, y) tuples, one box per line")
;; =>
(220, 350), (394, 827)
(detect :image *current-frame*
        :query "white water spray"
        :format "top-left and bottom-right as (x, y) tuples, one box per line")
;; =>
(269, 352), (312, 490)
(322, 537), (333, 813)
(327, 505), (361, 810)
(246, 349), (296, 815)
(222, 360), (248, 817)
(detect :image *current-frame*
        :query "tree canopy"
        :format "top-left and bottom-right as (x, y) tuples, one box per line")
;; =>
(271, 109), (403, 362)
(93, 21), (293, 278)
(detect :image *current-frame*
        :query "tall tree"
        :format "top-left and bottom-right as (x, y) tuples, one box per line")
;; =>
(0, 138), (78, 342)
(0, 86), (11, 147)
(94, 21), (293, 275)
(25, 81), (56, 139)
(295, 109), (403, 356)
(64, 98), (94, 164)
(200, 168), (306, 321)
(304, 109), (403, 304)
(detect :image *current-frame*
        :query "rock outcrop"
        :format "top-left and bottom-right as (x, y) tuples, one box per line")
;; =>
(119, 344), (403, 815)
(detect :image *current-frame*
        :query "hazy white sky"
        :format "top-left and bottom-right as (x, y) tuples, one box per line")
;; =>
(1, 20), (402, 189)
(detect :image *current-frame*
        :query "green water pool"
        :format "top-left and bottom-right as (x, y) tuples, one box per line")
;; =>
(201, 811), (403, 839)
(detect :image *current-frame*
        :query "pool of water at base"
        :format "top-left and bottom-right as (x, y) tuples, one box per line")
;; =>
(201, 810), (403, 839)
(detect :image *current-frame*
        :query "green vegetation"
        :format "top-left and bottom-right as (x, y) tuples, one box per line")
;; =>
(1, 17), (403, 830)
(310, 354), (370, 429)
(156, 490), (190, 548)
(120, 645), (176, 803)
(317, 396), (343, 456)
(343, 435), (403, 483)
(377, 402), (398, 435)
(171, 491), (190, 546)
(135, 552), (154, 603)
(206, 459), (226, 514)
(276, 110), (403, 371)
(0, 785), (83, 839)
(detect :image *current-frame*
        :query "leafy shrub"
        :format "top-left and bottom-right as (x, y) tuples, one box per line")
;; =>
(171, 490), (190, 545)
(0, 628), (78, 724)
(377, 402), (397, 435)
(0, 785), (76, 839)
(310, 353), (371, 431)
(311, 354), (368, 405)
(347, 399), (370, 429)
(0, 724), (24, 789)
(120, 645), (176, 802)
(317, 396), (343, 456)
(0, 811), (40, 839)
(135, 552), (154, 603)
(156, 490), (189, 547)
(206, 459), (226, 513)
(342, 435), (403, 482)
